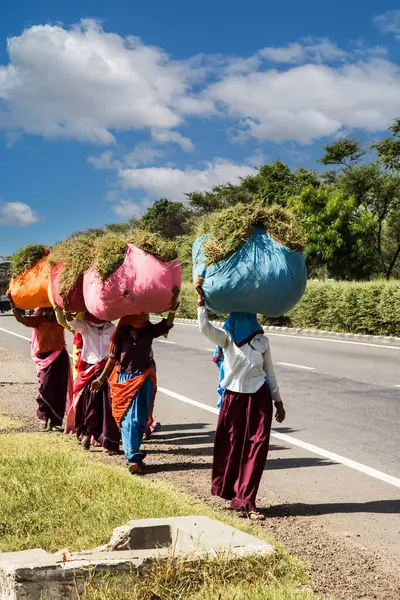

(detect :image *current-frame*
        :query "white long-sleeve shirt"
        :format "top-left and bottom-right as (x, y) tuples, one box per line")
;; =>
(198, 306), (279, 399)
(68, 319), (115, 365)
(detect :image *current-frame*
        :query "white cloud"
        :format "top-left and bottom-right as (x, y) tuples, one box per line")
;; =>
(88, 142), (166, 171)
(111, 199), (146, 217)
(205, 58), (400, 143)
(118, 159), (255, 202)
(374, 11), (400, 38)
(109, 194), (153, 218)
(0, 19), (204, 144)
(151, 130), (194, 151)
(0, 201), (38, 226)
(246, 149), (267, 167)
(259, 38), (346, 64)
(123, 144), (165, 167)
(1, 21), (400, 150)
(88, 150), (115, 170)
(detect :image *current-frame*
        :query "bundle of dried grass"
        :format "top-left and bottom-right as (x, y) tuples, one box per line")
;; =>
(198, 203), (306, 266)
(10, 245), (49, 278)
(128, 230), (178, 263)
(49, 233), (99, 294)
(92, 230), (179, 281)
(92, 232), (128, 281)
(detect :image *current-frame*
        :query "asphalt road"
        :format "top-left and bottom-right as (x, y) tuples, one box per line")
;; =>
(0, 313), (399, 564)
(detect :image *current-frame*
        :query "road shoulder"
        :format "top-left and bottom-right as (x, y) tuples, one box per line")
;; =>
(0, 344), (399, 600)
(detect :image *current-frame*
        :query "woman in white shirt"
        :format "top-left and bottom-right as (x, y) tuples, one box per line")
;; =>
(195, 277), (285, 521)
(63, 298), (120, 454)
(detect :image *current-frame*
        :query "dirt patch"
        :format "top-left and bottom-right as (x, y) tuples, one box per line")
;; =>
(142, 432), (400, 600)
(0, 346), (41, 432)
(0, 346), (399, 600)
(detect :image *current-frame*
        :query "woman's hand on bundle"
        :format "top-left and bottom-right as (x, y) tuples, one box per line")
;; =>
(6, 291), (15, 308)
(194, 277), (205, 307)
(171, 287), (180, 312)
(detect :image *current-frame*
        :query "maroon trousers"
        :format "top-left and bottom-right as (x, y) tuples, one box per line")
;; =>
(211, 382), (273, 512)
(75, 376), (120, 452)
(36, 348), (69, 427)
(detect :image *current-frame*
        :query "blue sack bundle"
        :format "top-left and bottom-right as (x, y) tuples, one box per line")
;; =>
(192, 226), (307, 317)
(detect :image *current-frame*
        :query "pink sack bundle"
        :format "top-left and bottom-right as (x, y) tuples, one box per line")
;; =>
(83, 244), (182, 321)
(49, 263), (86, 313)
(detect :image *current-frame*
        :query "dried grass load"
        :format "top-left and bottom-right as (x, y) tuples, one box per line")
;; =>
(10, 245), (48, 278)
(92, 230), (179, 281)
(49, 233), (99, 295)
(198, 204), (306, 266)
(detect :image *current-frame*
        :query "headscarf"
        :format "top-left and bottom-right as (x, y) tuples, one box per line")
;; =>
(117, 314), (148, 329)
(85, 312), (106, 326)
(34, 307), (53, 318)
(110, 314), (148, 348)
(222, 312), (263, 347)
(213, 312), (263, 408)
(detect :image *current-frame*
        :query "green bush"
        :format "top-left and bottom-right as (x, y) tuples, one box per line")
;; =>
(177, 279), (400, 337)
(287, 280), (400, 336)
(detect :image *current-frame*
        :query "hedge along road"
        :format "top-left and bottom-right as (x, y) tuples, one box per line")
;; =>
(0, 314), (399, 564)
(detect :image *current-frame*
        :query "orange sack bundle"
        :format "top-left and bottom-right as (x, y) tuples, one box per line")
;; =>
(8, 245), (52, 310)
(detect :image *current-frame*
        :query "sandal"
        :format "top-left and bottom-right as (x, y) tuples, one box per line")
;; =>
(81, 435), (91, 451)
(103, 449), (119, 456)
(247, 511), (266, 522)
(128, 462), (144, 475)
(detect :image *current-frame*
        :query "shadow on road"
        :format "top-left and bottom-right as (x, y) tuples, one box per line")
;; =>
(0, 382), (36, 386)
(159, 423), (210, 432)
(262, 499), (400, 517)
(273, 426), (302, 434)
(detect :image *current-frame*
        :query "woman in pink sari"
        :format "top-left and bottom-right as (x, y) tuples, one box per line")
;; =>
(8, 293), (71, 430)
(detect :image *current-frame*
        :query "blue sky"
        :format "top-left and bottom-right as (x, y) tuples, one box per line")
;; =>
(1, 0), (400, 255)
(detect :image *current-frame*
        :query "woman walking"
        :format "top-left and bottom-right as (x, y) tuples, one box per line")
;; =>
(7, 293), (71, 430)
(64, 301), (120, 454)
(195, 278), (285, 520)
(91, 287), (180, 474)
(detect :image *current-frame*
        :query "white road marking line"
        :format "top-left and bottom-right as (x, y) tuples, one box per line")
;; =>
(2, 324), (400, 488)
(159, 387), (219, 416)
(156, 339), (176, 345)
(158, 387), (400, 490)
(173, 321), (400, 350)
(0, 327), (31, 342)
(395, 385), (400, 388)
(276, 362), (316, 371)
(0, 326), (75, 358)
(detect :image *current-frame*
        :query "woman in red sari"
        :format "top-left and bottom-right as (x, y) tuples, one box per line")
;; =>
(8, 293), (71, 430)
(64, 299), (120, 454)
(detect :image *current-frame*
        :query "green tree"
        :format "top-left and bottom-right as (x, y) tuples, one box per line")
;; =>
(141, 199), (192, 238)
(187, 160), (320, 214)
(321, 134), (400, 279)
(372, 121), (400, 278)
(187, 182), (253, 214)
(104, 222), (136, 234)
(320, 138), (365, 169)
(288, 186), (377, 280)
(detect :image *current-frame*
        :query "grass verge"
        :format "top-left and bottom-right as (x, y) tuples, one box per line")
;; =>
(81, 555), (325, 600)
(0, 413), (23, 431)
(0, 433), (325, 600)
